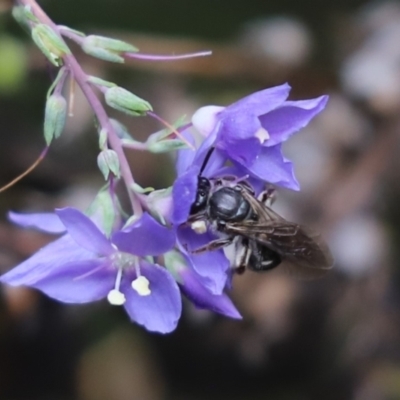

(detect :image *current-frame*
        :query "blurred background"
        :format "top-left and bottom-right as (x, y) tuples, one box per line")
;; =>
(1, 0), (400, 399)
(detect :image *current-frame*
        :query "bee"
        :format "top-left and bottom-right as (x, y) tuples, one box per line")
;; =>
(186, 149), (333, 278)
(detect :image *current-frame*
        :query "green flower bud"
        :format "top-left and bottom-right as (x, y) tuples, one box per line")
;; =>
(44, 94), (67, 145)
(81, 35), (138, 63)
(98, 128), (108, 150)
(86, 184), (121, 237)
(31, 24), (71, 66)
(105, 87), (152, 116)
(109, 118), (131, 139)
(58, 26), (85, 37)
(87, 76), (116, 88)
(131, 183), (154, 194)
(147, 139), (188, 153)
(97, 149), (120, 180)
(12, 5), (38, 29)
(164, 250), (186, 282)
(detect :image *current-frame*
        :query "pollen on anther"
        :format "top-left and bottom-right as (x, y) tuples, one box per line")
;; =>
(191, 220), (207, 234)
(131, 276), (151, 296)
(107, 289), (126, 305)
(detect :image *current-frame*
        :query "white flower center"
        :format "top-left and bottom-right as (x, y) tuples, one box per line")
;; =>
(254, 127), (270, 143)
(131, 276), (151, 296)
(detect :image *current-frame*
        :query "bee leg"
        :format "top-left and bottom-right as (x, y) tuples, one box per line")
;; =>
(258, 187), (276, 207)
(191, 237), (234, 254)
(235, 238), (252, 274)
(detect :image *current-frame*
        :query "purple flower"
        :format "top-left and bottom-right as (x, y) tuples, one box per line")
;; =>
(1, 208), (180, 333)
(164, 250), (241, 319)
(172, 134), (231, 294)
(170, 84), (328, 294)
(191, 83), (328, 190)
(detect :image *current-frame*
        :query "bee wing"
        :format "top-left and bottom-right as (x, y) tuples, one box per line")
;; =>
(226, 190), (333, 279)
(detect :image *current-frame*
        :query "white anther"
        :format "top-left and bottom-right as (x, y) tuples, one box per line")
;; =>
(107, 289), (126, 305)
(254, 127), (270, 143)
(131, 276), (151, 296)
(191, 220), (207, 234)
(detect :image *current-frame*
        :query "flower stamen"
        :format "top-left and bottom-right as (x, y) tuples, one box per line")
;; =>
(131, 276), (151, 296)
(107, 267), (126, 305)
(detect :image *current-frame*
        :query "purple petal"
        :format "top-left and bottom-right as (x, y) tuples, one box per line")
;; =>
(56, 207), (114, 255)
(178, 227), (229, 294)
(219, 112), (261, 141)
(221, 137), (261, 166)
(222, 83), (291, 117)
(1, 234), (96, 286)
(8, 211), (66, 234)
(179, 266), (241, 319)
(192, 126), (219, 168)
(213, 165), (266, 195)
(123, 262), (182, 333)
(30, 259), (112, 303)
(176, 130), (196, 175)
(245, 145), (300, 190)
(172, 166), (199, 225)
(260, 95), (329, 147)
(112, 213), (175, 256)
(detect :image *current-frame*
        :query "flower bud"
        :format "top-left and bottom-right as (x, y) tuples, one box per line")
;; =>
(31, 24), (71, 66)
(44, 94), (67, 145)
(109, 118), (132, 139)
(98, 128), (108, 150)
(87, 76), (116, 88)
(97, 149), (120, 180)
(81, 35), (138, 63)
(12, 5), (38, 29)
(105, 87), (152, 116)
(145, 188), (172, 223)
(147, 139), (187, 153)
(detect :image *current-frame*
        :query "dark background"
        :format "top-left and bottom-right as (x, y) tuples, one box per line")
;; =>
(1, 0), (400, 399)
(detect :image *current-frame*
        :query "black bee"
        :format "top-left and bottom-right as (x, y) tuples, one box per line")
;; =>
(186, 149), (333, 278)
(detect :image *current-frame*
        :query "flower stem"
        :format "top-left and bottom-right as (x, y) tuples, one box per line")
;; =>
(20, 0), (143, 217)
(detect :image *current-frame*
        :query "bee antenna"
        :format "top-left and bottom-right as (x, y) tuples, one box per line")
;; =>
(199, 146), (215, 176)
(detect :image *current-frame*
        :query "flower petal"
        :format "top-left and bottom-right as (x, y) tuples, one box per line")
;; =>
(112, 213), (175, 256)
(260, 95), (329, 147)
(179, 266), (241, 319)
(0, 234), (95, 287)
(31, 259), (112, 303)
(176, 129), (196, 175)
(178, 227), (229, 294)
(245, 145), (300, 190)
(172, 166), (199, 225)
(56, 207), (114, 255)
(123, 262), (182, 333)
(8, 211), (66, 234)
(222, 83), (291, 117)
